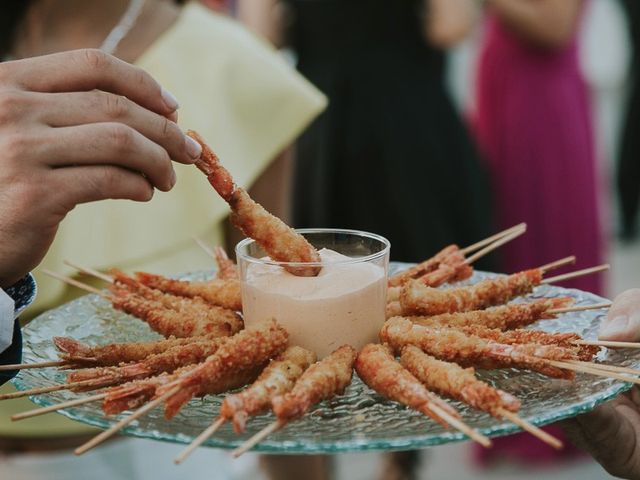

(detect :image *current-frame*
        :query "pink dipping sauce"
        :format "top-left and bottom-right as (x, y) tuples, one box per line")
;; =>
(241, 249), (386, 358)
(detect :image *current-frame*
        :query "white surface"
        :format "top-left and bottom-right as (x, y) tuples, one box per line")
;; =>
(0, 288), (15, 354)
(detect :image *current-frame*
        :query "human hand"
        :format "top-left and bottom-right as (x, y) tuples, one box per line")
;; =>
(0, 49), (202, 287)
(561, 289), (640, 479)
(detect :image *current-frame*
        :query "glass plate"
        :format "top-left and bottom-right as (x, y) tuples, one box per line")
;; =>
(12, 264), (633, 454)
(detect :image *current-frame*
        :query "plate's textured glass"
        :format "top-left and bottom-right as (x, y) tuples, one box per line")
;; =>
(12, 264), (634, 453)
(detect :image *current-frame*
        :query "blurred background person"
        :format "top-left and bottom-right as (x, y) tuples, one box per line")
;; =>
(472, 0), (604, 296)
(470, 0), (603, 468)
(0, 1), (325, 479)
(618, 0), (640, 241)
(239, 0), (494, 267)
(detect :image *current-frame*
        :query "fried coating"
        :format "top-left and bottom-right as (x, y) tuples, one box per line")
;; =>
(188, 130), (321, 277)
(162, 319), (289, 419)
(380, 317), (576, 379)
(400, 269), (544, 316)
(112, 269), (243, 336)
(53, 335), (207, 366)
(220, 346), (317, 433)
(458, 325), (599, 362)
(103, 362), (264, 416)
(388, 245), (459, 287)
(408, 298), (573, 331)
(67, 337), (228, 389)
(355, 343), (457, 427)
(400, 345), (520, 418)
(111, 288), (238, 338)
(271, 345), (357, 421)
(134, 271), (242, 311)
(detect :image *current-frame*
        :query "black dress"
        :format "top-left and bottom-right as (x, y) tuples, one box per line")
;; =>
(287, 0), (494, 264)
(618, 0), (640, 239)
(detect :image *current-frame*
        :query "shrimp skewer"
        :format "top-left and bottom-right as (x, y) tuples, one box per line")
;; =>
(407, 298), (573, 331)
(400, 346), (563, 449)
(53, 335), (213, 367)
(400, 264), (608, 316)
(232, 345), (357, 457)
(111, 286), (239, 339)
(188, 130), (321, 277)
(380, 317), (578, 379)
(135, 272), (242, 311)
(355, 344), (491, 447)
(456, 326), (599, 361)
(43, 269), (241, 339)
(111, 269), (243, 335)
(174, 346), (316, 464)
(387, 223), (527, 289)
(66, 337), (228, 389)
(162, 319), (289, 419)
(399, 346), (520, 417)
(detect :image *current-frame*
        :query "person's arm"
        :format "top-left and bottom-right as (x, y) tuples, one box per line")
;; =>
(425, 0), (478, 48)
(0, 49), (201, 288)
(486, 0), (582, 49)
(561, 289), (640, 478)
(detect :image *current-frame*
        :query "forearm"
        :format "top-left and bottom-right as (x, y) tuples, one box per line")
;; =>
(425, 0), (478, 48)
(487, 0), (582, 49)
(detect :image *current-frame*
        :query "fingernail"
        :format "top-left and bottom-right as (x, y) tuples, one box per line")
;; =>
(600, 315), (629, 340)
(169, 169), (177, 188)
(161, 87), (180, 111)
(185, 135), (202, 160)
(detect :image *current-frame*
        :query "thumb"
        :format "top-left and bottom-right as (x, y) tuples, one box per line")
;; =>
(599, 289), (640, 341)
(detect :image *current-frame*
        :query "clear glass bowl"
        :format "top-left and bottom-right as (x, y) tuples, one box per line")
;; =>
(12, 265), (632, 454)
(236, 229), (390, 358)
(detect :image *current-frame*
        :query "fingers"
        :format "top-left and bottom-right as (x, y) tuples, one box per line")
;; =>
(49, 165), (154, 207)
(41, 123), (176, 191)
(562, 396), (640, 479)
(599, 289), (640, 341)
(38, 91), (200, 164)
(1, 49), (178, 117)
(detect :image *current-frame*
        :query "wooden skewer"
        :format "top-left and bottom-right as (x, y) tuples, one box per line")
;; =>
(574, 339), (640, 349)
(497, 408), (563, 450)
(464, 227), (526, 266)
(460, 223), (527, 256)
(174, 416), (226, 464)
(11, 393), (106, 421)
(548, 302), (611, 315)
(193, 236), (216, 261)
(429, 403), (492, 448)
(63, 260), (113, 283)
(0, 379), (104, 401)
(232, 420), (285, 458)
(541, 264), (609, 285)
(567, 361), (640, 376)
(0, 360), (68, 371)
(75, 385), (181, 455)
(546, 359), (640, 385)
(41, 269), (109, 299)
(539, 256), (576, 273)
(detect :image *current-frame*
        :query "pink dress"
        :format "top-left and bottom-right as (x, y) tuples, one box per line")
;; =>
(472, 12), (602, 464)
(474, 13), (604, 295)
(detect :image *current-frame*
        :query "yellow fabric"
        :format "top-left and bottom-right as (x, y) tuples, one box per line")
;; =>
(3, 2), (326, 438)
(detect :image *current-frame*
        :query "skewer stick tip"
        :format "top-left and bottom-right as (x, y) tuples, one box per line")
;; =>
(498, 409), (563, 450)
(231, 420), (285, 458)
(174, 416), (227, 464)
